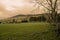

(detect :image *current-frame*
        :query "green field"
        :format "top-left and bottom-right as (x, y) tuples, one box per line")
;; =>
(0, 22), (59, 40)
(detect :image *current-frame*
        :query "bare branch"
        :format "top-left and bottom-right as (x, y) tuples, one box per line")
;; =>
(40, 3), (51, 11)
(54, 0), (58, 11)
(45, 0), (51, 5)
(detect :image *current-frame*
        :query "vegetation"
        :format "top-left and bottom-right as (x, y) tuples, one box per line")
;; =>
(0, 22), (59, 40)
(0, 0), (60, 40)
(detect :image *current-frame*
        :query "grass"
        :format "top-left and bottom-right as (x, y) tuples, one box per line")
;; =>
(0, 22), (58, 40)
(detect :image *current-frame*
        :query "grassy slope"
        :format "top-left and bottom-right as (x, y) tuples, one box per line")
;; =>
(0, 22), (58, 40)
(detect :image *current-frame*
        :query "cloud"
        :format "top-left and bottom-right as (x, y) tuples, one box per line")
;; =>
(0, 0), (36, 19)
(0, 0), (47, 19)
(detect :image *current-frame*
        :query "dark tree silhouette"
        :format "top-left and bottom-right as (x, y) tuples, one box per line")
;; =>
(29, 17), (38, 22)
(38, 16), (46, 22)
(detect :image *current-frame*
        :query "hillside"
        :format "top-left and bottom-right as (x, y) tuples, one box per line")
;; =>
(0, 13), (60, 24)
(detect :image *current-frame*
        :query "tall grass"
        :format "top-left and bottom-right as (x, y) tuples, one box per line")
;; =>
(0, 22), (58, 40)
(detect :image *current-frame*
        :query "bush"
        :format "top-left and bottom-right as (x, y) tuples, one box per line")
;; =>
(21, 19), (28, 23)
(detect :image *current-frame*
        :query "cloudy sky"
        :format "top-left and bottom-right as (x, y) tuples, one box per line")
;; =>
(0, 0), (45, 19)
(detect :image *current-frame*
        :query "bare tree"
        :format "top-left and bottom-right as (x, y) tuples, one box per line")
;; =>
(31, 0), (60, 23)
(30, 0), (60, 36)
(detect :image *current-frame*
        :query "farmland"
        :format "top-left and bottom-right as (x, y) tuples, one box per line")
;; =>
(0, 22), (59, 40)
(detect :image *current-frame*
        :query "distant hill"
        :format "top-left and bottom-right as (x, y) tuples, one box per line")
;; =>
(0, 13), (60, 24)
(0, 14), (45, 23)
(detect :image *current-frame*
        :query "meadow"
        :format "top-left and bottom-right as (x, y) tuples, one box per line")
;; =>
(0, 22), (59, 40)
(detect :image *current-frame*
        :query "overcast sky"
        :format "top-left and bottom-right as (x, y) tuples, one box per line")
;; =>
(0, 0), (45, 19)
